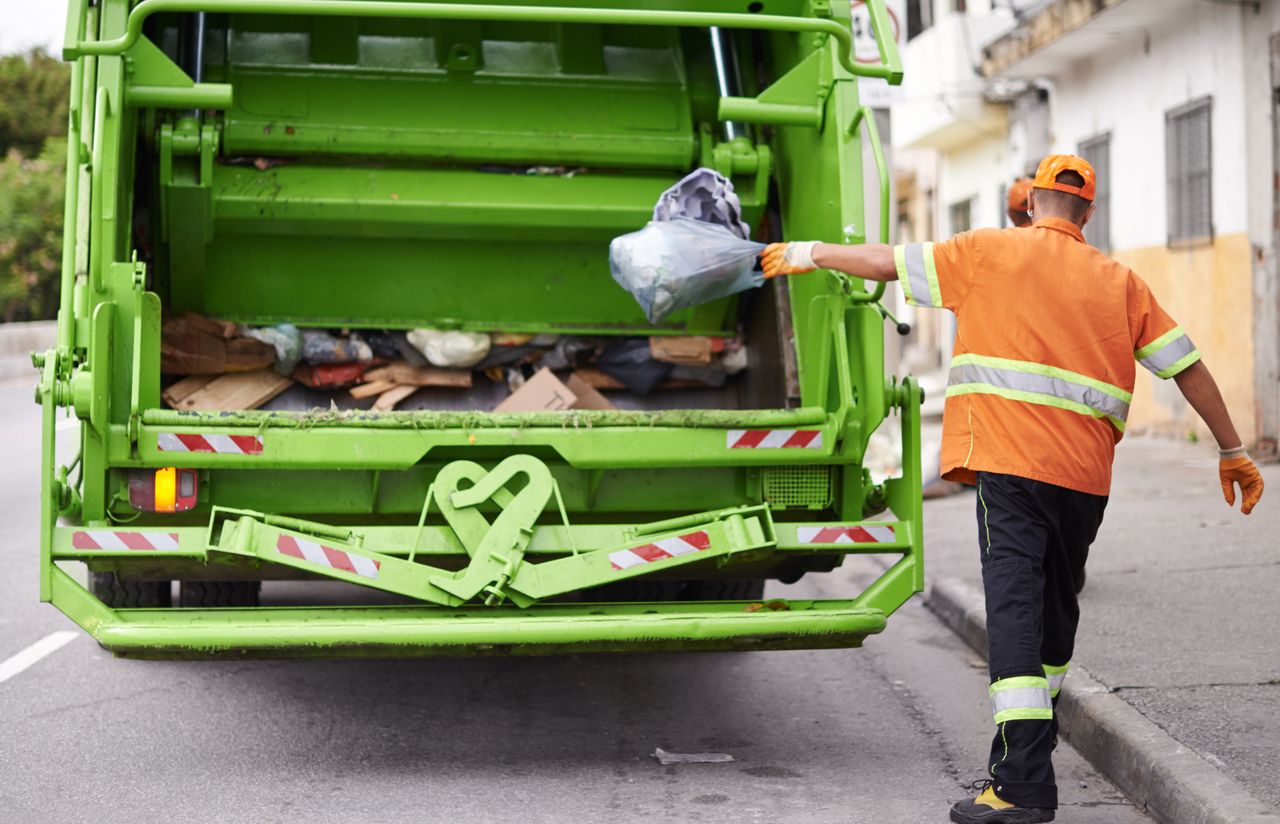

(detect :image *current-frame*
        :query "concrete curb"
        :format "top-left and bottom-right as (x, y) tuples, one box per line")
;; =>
(0, 322), (56, 383)
(926, 576), (1280, 824)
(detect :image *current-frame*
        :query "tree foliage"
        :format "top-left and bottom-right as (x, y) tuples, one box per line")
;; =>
(0, 139), (66, 321)
(0, 49), (69, 322)
(0, 49), (70, 158)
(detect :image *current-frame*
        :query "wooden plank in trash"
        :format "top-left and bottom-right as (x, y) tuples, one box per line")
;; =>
(372, 384), (418, 411)
(173, 369), (293, 411)
(162, 374), (217, 408)
(349, 380), (399, 399)
(363, 361), (472, 388)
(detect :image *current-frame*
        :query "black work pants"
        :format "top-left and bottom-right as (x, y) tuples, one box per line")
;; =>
(975, 471), (1107, 809)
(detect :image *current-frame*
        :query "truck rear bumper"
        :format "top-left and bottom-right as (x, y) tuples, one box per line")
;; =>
(51, 567), (886, 659)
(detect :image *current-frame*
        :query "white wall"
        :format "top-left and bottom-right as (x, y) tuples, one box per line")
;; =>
(939, 136), (1009, 233)
(891, 5), (1013, 151)
(1048, 6), (1249, 250)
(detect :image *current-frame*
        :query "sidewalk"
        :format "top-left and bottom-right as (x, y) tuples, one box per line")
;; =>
(919, 435), (1280, 815)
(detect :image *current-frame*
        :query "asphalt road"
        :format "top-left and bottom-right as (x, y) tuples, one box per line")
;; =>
(0, 384), (1150, 824)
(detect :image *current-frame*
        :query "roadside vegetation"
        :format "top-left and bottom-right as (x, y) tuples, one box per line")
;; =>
(0, 49), (69, 322)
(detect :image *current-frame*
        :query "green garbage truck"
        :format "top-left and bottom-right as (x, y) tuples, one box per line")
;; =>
(38, 0), (923, 658)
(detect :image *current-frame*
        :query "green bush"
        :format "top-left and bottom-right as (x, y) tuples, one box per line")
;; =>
(0, 49), (70, 158)
(0, 139), (66, 322)
(0, 49), (70, 322)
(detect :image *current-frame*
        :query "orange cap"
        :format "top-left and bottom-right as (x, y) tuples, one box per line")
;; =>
(1033, 154), (1096, 202)
(1007, 178), (1033, 213)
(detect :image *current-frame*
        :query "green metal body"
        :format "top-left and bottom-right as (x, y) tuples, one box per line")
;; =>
(40, 0), (923, 658)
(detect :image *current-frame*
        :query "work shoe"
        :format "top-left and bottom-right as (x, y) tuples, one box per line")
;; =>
(950, 780), (1054, 823)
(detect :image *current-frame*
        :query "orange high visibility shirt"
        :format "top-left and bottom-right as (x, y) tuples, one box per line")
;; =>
(895, 217), (1199, 496)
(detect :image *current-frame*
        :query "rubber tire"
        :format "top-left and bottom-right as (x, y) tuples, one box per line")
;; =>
(685, 579), (767, 601)
(178, 581), (261, 608)
(582, 579), (766, 603)
(88, 572), (172, 608)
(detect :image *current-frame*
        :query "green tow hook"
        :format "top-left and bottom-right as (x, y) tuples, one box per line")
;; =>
(429, 455), (556, 607)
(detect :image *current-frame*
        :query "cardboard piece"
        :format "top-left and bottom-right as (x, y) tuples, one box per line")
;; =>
(172, 369), (293, 411)
(565, 373), (615, 410)
(161, 313), (274, 375)
(494, 368), (616, 412)
(493, 368), (577, 413)
(649, 336), (714, 366)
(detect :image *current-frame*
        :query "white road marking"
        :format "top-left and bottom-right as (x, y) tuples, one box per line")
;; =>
(0, 631), (77, 684)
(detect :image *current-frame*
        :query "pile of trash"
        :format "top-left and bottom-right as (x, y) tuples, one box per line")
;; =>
(160, 312), (748, 412)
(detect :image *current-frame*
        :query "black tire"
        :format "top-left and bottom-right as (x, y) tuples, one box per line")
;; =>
(685, 579), (767, 601)
(582, 578), (765, 603)
(178, 581), (261, 608)
(88, 572), (172, 608)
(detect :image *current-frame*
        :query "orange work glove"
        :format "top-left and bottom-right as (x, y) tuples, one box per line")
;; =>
(761, 241), (820, 278)
(1219, 453), (1264, 515)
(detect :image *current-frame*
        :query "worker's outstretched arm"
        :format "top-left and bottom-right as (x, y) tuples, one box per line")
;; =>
(761, 242), (897, 281)
(1173, 359), (1264, 514)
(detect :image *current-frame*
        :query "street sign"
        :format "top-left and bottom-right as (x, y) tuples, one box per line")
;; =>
(851, 0), (906, 108)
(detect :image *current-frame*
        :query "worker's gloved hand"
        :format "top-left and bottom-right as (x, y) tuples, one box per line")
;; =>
(761, 241), (820, 278)
(1220, 452), (1264, 515)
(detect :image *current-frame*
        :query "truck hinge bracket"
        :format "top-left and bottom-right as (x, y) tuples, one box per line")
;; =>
(127, 255), (146, 451)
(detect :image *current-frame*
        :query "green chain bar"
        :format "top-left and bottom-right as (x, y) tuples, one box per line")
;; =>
(65, 0), (895, 79)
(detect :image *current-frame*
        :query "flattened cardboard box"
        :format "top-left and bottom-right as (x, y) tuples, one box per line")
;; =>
(494, 368), (615, 413)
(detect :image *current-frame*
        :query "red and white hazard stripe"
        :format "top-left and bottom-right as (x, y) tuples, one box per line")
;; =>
(609, 531), (711, 571)
(71, 531), (180, 551)
(157, 433), (264, 455)
(726, 429), (823, 449)
(796, 524), (896, 545)
(275, 534), (380, 580)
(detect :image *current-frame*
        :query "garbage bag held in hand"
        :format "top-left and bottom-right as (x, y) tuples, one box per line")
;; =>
(610, 219), (766, 324)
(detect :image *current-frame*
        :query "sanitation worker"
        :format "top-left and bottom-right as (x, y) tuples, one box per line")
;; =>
(1006, 178), (1033, 228)
(761, 154), (1264, 824)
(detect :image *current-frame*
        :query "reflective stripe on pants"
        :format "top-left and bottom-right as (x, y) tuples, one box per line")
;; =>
(990, 675), (1054, 724)
(1043, 662), (1069, 698)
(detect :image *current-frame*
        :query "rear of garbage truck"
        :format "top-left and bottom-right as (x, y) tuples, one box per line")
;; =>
(39, 0), (923, 658)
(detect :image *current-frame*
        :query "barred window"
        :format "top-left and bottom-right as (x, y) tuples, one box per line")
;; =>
(906, 0), (933, 40)
(1078, 133), (1111, 252)
(949, 197), (973, 234)
(1165, 98), (1213, 246)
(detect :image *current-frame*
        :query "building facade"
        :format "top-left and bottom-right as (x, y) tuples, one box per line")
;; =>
(890, 0), (1280, 452)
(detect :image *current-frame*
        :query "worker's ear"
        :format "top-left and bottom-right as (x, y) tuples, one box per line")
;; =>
(1026, 189), (1036, 220)
(1081, 202), (1097, 229)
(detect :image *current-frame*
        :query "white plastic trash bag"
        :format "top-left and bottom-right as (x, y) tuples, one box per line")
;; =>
(610, 219), (766, 324)
(406, 329), (492, 368)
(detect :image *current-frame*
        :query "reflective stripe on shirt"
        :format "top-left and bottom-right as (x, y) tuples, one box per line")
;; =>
(989, 675), (1053, 723)
(894, 242), (943, 308)
(1135, 326), (1201, 379)
(946, 353), (1131, 432)
(1043, 662), (1069, 698)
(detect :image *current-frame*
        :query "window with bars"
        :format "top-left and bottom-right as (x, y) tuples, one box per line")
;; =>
(906, 0), (934, 40)
(1078, 133), (1111, 252)
(949, 198), (973, 234)
(1165, 98), (1213, 246)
